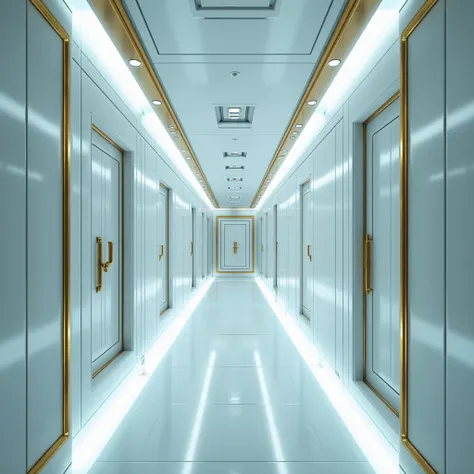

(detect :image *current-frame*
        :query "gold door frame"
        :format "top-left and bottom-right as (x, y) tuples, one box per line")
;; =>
(362, 91), (400, 418)
(216, 216), (255, 274)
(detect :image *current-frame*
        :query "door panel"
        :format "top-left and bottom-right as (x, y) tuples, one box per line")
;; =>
(301, 180), (312, 319)
(217, 217), (254, 273)
(365, 96), (400, 413)
(191, 207), (196, 287)
(91, 129), (123, 376)
(159, 184), (169, 313)
(274, 205), (278, 289)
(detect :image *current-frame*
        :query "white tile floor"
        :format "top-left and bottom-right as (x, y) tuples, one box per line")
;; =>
(87, 279), (379, 473)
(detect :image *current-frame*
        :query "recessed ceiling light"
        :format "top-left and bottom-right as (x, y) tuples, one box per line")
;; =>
(295, 124), (303, 128)
(307, 100), (317, 106)
(230, 71), (240, 77)
(152, 100), (162, 106)
(185, 157), (191, 160)
(328, 59), (341, 67)
(282, 149), (288, 153)
(292, 131), (298, 135)
(229, 107), (241, 113)
(128, 59), (142, 67)
(181, 149), (186, 153)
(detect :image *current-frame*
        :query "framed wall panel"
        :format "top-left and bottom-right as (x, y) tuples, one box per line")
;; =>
(26, 0), (70, 472)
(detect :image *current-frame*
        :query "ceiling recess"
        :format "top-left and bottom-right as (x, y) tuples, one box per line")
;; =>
(223, 151), (247, 158)
(191, 0), (281, 19)
(215, 106), (255, 128)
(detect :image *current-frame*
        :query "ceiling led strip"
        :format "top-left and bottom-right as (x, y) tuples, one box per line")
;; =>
(250, 0), (382, 208)
(89, 0), (219, 207)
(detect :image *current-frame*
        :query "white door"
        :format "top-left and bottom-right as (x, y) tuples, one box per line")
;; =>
(191, 207), (196, 288)
(159, 184), (169, 314)
(91, 128), (123, 376)
(301, 180), (313, 320)
(274, 205), (278, 289)
(365, 96), (400, 413)
(217, 217), (254, 273)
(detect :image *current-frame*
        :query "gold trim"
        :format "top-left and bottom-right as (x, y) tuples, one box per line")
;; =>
(400, 1), (439, 473)
(89, 0), (218, 207)
(251, 0), (382, 208)
(216, 216), (255, 274)
(91, 125), (126, 379)
(362, 91), (400, 418)
(28, 0), (70, 472)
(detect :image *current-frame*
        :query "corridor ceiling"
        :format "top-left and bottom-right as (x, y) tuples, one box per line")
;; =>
(122, 0), (349, 207)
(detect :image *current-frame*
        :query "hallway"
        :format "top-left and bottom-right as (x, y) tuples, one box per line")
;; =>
(84, 280), (394, 474)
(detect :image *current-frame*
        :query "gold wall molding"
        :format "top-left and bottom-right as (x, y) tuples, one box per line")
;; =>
(362, 91), (400, 418)
(216, 216), (255, 274)
(251, 0), (382, 208)
(89, 0), (218, 207)
(28, 0), (71, 472)
(400, 1), (439, 473)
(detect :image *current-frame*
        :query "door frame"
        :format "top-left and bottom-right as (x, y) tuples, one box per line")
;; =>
(300, 177), (312, 319)
(362, 91), (400, 417)
(216, 216), (255, 274)
(91, 124), (126, 379)
(159, 182), (170, 315)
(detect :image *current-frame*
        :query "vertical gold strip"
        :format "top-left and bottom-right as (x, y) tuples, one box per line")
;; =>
(28, 0), (70, 473)
(400, 1), (439, 473)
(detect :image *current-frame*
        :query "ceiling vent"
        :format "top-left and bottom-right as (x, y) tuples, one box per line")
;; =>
(227, 177), (243, 182)
(228, 186), (242, 190)
(229, 196), (241, 200)
(215, 106), (255, 129)
(191, 0), (281, 19)
(223, 151), (247, 158)
(225, 165), (245, 171)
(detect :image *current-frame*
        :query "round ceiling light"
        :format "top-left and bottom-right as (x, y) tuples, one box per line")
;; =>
(307, 100), (317, 106)
(328, 59), (341, 67)
(128, 59), (142, 67)
(295, 124), (303, 128)
(152, 100), (162, 106)
(230, 70), (240, 77)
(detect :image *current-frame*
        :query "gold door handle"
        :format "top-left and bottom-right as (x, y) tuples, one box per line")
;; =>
(190, 241), (194, 256)
(365, 234), (373, 294)
(233, 241), (238, 254)
(159, 244), (164, 261)
(96, 237), (103, 293)
(103, 241), (113, 272)
(307, 244), (312, 262)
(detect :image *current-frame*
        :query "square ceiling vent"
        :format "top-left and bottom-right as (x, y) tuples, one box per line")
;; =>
(191, 0), (281, 19)
(215, 106), (255, 129)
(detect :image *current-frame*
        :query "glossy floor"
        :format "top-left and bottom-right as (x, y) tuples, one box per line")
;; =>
(88, 279), (381, 474)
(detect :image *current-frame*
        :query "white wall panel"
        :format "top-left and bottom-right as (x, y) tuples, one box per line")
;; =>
(0, 2), (27, 473)
(27, 2), (68, 470)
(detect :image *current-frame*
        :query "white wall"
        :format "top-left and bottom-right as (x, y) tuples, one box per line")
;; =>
(0, 1), (212, 473)
(256, 15), (401, 453)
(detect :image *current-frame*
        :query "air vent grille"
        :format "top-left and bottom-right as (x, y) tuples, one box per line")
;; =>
(227, 177), (243, 182)
(215, 106), (255, 129)
(223, 152), (247, 158)
(192, 0), (280, 19)
(225, 165), (245, 171)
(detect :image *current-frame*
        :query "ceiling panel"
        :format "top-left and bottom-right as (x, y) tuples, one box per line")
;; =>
(132, 0), (334, 55)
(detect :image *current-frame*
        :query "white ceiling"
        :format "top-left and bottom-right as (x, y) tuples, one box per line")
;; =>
(124, 0), (348, 207)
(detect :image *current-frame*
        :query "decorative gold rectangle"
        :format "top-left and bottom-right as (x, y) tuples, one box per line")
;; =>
(216, 216), (255, 274)
(28, 1), (70, 473)
(400, 1), (439, 473)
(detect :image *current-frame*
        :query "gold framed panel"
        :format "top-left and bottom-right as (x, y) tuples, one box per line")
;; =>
(216, 216), (255, 274)
(28, 0), (70, 472)
(400, 1), (439, 473)
(362, 91), (400, 418)
(90, 124), (126, 379)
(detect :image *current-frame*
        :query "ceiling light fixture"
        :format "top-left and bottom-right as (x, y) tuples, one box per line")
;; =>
(307, 100), (317, 106)
(152, 100), (162, 106)
(230, 71), (240, 77)
(128, 59), (142, 67)
(229, 107), (241, 113)
(328, 59), (342, 67)
(295, 124), (303, 128)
